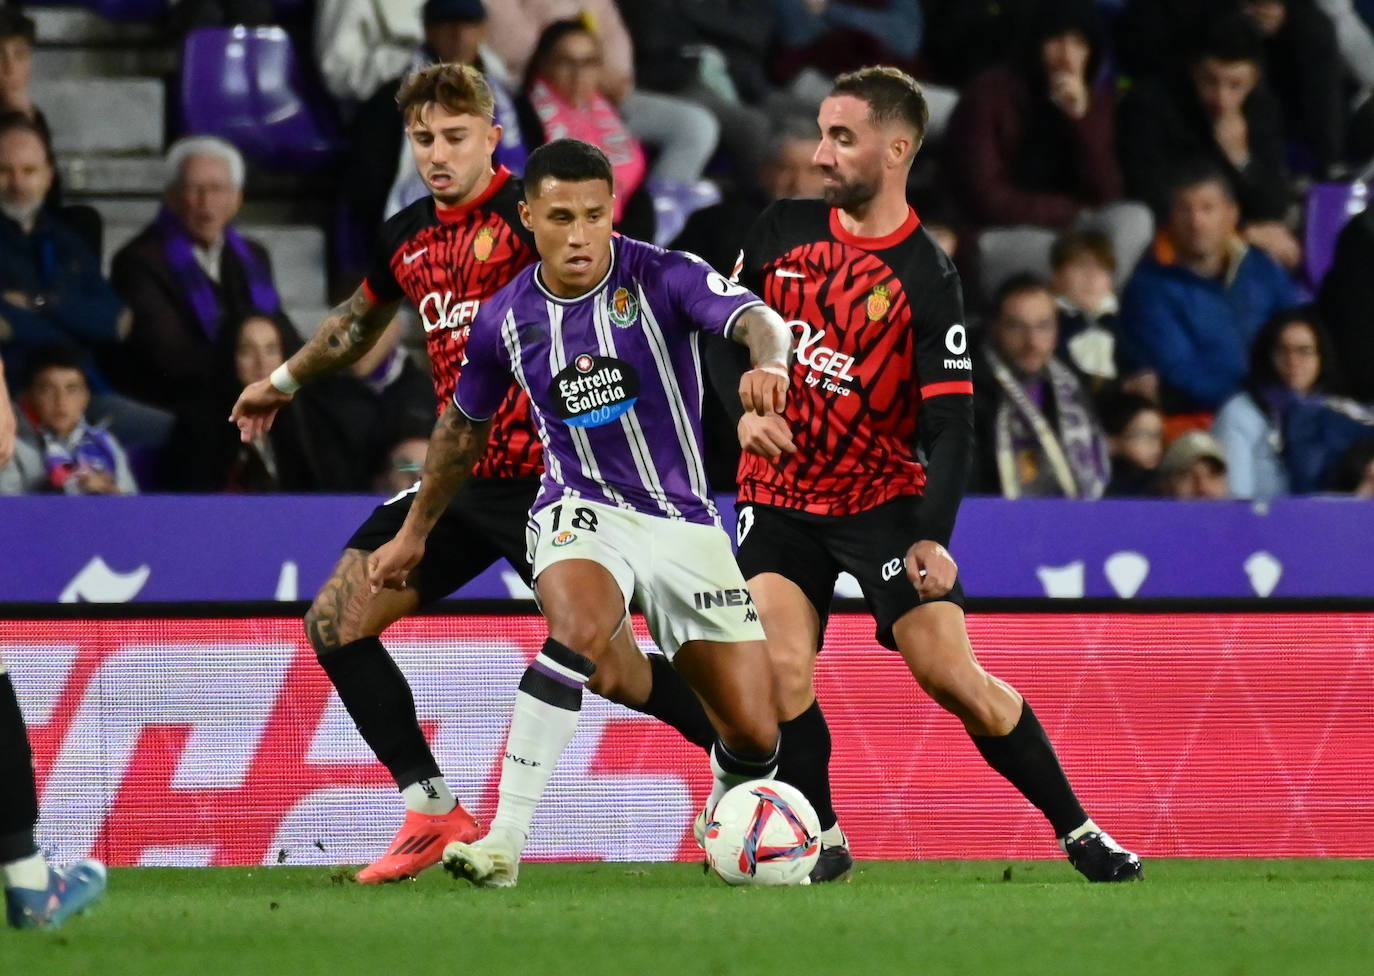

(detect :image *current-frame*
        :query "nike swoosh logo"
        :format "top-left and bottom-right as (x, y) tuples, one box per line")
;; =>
(774, 268), (806, 278)
(403, 248), (428, 264)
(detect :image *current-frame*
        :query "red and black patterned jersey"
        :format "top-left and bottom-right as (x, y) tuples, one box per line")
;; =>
(363, 166), (541, 480)
(735, 198), (973, 516)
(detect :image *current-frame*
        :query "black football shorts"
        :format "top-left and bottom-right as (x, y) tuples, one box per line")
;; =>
(345, 475), (541, 606)
(734, 495), (966, 651)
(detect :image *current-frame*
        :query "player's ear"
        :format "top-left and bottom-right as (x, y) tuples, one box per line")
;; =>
(487, 122), (502, 155)
(887, 134), (913, 167)
(518, 200), (534, 230)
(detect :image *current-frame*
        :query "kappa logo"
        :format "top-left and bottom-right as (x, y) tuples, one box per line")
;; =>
(473, 226), (495, 262)
(609, 286), (639, 328)
(403, 247), (428, 264)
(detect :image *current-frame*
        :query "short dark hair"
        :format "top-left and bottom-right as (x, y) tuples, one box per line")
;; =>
(525, 18), (595, 92)
(523, 138), (614, 197)
(1247, 304), (1343, 396)
(395, 62), (494, 125)
(1193, 11), (1264, 65)
(993, 271), (1054, 317)
(1167, 158), (1235, 205)
(1050, 229), (1116, 273)
(0, 8), (36, 44)
(1098, 390), (1159, 437)
(25, 343), (89, 389)
(830, 66), (929, 146)
(0, 111), (53, 166)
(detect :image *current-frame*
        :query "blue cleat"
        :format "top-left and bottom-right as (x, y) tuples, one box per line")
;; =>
(5, 860), (107, 929)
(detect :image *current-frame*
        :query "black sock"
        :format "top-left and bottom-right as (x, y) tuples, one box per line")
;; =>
(712, 736), (780, 776)
(317, 636), (440, 789)
(0, 672), (40, 863)
(634, 654), (716, 750)
(970, 700), (1088, 837)
(776, 699), (838, 832)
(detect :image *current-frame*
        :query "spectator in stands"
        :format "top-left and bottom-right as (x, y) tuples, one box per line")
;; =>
(1317, 203), (1374, 402)
(110, 136), (292, 411)
(1049, 229), (1120, 392)
(487, 1), (719, 190)
(1118, 13), (1303, 270)
(18, 343), (137, 495)
(617, 0), (781, 181)
(1156, 429), (1231, 498)
(165, 314), (382, 492)
(0, 114), (167, 456)
(374, 423), (430, 495)
(670, 113), (825, 275)
(1099, 390), (1165, 496)
(944, 0), (1152, 303)
(1315, 0), (1374, 160)
(770, 0), (925, 99)
(1115, 162), (1299, 415)
(970, 274), (1111, 498)
(1329, 436), (1374, 496)
(314, 0), (426, 104)
(516, 19), (657, 237)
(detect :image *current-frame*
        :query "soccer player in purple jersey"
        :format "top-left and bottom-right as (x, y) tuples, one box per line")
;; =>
(368, 139), (796, 887)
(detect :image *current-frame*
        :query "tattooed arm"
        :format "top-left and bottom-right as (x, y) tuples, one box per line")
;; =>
(731, 303), (792, 416)
(229, 284), (402, 441)
(365, 402), (493, 593)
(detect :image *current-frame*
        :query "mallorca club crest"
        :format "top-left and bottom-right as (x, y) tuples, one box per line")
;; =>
(473, 226), (496, 262)
(865, 284), (892, 321)
(609, 286), (639, 328)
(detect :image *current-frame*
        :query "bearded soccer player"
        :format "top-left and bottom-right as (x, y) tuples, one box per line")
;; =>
(230, 65), (716, 884)
(714, 67), (1142, 883)
(368, 138), (795, 888)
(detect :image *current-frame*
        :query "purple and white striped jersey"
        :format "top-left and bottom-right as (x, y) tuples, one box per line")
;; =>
(454, 235), (764, 525)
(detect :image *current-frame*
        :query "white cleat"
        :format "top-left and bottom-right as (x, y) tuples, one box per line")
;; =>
(442, 831), (521, 888)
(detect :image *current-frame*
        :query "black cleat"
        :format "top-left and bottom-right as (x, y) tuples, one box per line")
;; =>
(808, 843), (854, 884)
(1060, 829), (1143, 882)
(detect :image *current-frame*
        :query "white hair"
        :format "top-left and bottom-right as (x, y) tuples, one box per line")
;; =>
(165, 135), (245, 190)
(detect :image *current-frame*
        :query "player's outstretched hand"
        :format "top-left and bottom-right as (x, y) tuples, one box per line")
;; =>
(738, 413), (796, 459)
(367, 532), (426, 594)
(229, 378), (293, 443)
(739, 365), (788, 416)
(906, 540), (957, 599)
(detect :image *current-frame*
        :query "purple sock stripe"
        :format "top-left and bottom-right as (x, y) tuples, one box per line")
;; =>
(531, 657), (588, 689)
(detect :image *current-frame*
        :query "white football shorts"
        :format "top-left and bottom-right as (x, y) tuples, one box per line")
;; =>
(526, 497), (765, 658)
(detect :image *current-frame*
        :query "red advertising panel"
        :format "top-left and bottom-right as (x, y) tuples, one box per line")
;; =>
(4, 612), (1370, 866)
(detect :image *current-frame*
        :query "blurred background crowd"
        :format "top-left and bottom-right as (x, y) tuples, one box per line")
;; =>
(2, 0), (1374, 503)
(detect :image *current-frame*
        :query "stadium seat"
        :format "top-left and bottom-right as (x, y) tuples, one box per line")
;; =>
(22, 0), (167, 20)
(180, 26), (342, 171)
(649, 179), (721, 248)
(1304, 176), (1371, 288)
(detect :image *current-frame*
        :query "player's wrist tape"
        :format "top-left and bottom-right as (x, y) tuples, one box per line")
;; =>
(269, 364), (301, 395)
(757, 363), (790, 380)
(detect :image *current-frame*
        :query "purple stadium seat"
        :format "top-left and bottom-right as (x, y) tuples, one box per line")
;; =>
(1304, 179), (1371, 288)
(649, 178), (721, 248)
(180, 26), (342, 171)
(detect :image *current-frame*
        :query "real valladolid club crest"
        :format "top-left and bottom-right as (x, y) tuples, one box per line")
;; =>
(473, 226), (495, 262)
(866, 284), (891, 321)
(609, 286), (639, 328)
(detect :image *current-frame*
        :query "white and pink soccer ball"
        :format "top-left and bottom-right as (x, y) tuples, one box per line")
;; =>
(703, 779), (821, 886)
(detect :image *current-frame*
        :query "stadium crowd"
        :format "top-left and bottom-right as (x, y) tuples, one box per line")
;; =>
(2, 0), (1374, 501)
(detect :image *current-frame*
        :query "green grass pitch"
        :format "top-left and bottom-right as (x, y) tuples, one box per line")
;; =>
(5, 860), (1372, 975)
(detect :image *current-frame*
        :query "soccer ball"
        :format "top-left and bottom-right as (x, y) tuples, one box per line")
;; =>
(703, 779), (821, 886)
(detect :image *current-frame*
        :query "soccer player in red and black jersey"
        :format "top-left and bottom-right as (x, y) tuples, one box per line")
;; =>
(714, 67), (1142, 884)
(231, 64), (715, 884)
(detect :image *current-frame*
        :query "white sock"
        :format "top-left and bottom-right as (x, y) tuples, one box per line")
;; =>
(1063, 819), (1099, 842)
(820, 823), (846, 848)
(2, 852), (49, 891)
(401, 776), (456, 816)
(488, 639), (595, 844)
(707, 738), (779, 812)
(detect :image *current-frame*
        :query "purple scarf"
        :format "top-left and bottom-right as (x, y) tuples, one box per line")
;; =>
(157, 207), (280, 340)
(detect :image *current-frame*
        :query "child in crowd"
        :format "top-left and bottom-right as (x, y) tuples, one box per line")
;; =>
(24, 344), (136, 495)
(1099, 390), (1164, 496)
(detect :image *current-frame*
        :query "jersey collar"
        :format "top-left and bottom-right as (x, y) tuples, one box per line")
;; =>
(433, 165), (512, 223)
(533, 234), (619, 304)
(828, 205), (921, 250)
